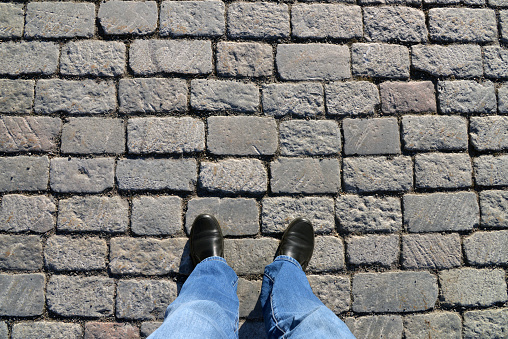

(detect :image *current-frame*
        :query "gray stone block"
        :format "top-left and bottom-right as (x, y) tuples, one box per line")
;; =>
(404, 312), (462, 339)
(0, 116), (61, 153)
(191, 79), (259, 113)
(352, 43), (410, 79)
(438, 80), (496, 114)
(463, 309), (508, 339)
(402, 233), (462, 269)
(61, 41), (126, 77)
(0, 321), (6, 338)
(280, 120), (340, 156)
(217, 42), (273, 78)
(98, 1), (157, 35)
(208, 116), (277, 156)
(0, 41), (59, 75)
(474, 155), (508, 187)
(117, 158), (197, 192)
(292, 4), (362, 39)
(412, 44), (482, 78)
(470, 116), (508, 151)
(25, 2), (94, 38)
(360, 0), (420, 4)
(199, 159), (267, 194)
(429, 8), (497, 43)
(130, 39), (212, 75)
(480, 190), (508, 229)
(0, 194), (55, 233)
(326, 81), (379, 116)
(336, 195), (402, 233)
(345, 315), (403, 339)
(464, 230), (508, 266)
(44, 235), (107, 271)
(237, 278), (262, 319)
(224, 238), (279, 275)
(439, 268), (507, 307)
(343, 117), (400, 155)
(0, 79), (34, 114)
(271, 158), (340, 194)
(364, 6), (427, 43)
(110, 237), (191, 275)
(0, 156), (49, 192)
(141, 322), (162, 338)
(262, 83), (324, 117)
(119, 78), (187, 114)
(128, 117), (204, 154)
(0, 274), (45, 316)
(160, 1), (224, 37)
(57, 196), (128, 233)
(485, 46), (508, 78)
(186, 198), (259, 236)
(35, 79), (117, 115)
(490, 0), (508, 5)
(415, 153), (472, 189)
(347, 234), (399, 266)
(404, 192), (479, 232)
(380, 81), (436, 114)
(47, 276), (115, 317)
(0, 3), (24, 38)
(84, 322), (140, 338)
(352, 272), (438, 313)
(50, 158), (115, 193)
(227, 2), (289, 39)
(116, 279), (177, 320)
(308, 236), (345, 272)
(131, 196), (182, 236)
(261, 197), (335, 234)
(402, 115), (468, 151)
(277, 44), (350, 81)
(343, 156), (413, 193)
(308, 275), (351, 313)
(12, 322), (83, 339)
(61, 118), (125, 154)
(0, 235), (42, 270)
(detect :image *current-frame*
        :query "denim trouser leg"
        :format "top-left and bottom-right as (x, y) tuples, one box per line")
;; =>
(148, 256), (239, 339)
(260, 255), (356, 339)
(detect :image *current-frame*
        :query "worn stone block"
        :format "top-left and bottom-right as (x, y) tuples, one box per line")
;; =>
(474, 155), (508, 187)
(199, 159), (267, 194)
(61, 41), (126, 77)
(485, 46), (508, 78)
(277, 44), (350, 81)
(44, 235), (107, 271)
(237, 278), (262, 319)
(280, 120), (340, 156)
(402, 115), (468, 151)
(128, 117), (204, 154)
(343, 156), (412, 193)
(326, 81), (379, 116)
(438, 80), (496, 114)
(292, 4), (362, 39)
(0, 156), (49, 192)
(12, 322), (83, 339)
(0, 3), (24, 38)
(261, 197), (335, 234)
(217, 42), (273, 77)
(347, 234), (399, 266)
(360, 0), (420, 4)
(308, 236), (345, 272)
(50, 158), (115, 193)
(61, 118), (124, 155)
(0, 322), (7, 339)
(0, 79), (34, 114)
(262, 83), (324, 117)
(464, 230), (508, 266)
(25, 2), (95, 38)
(271, 158), (340, 194)
(463, 309), (508, 339)
(0, 41), (59, 75)
(228, 2), (289, 39)
(439, 268), (507, 307)
(116, 280), (177, 320)
(352, 43), (410, 79)
(343, 117), (400, 155)
(84, 322), (140, 339)
(380, 81), (436, 114)
(0, 195), (55, 233)
(402, 233), (462, 269)
(0, 235), (42, 270)
(404, 192), (479, 232)
(191, 79), (259, 113)
(160, 1), (224, 37)
(415, 153), (472, 189)
(0, 116), (61, 153)
(470, 116), (508, 151)
(404, 312), (462, 339)
(0, 274), (45, 316)
(131, 196), (182, 236)
(57, 196), (128, 233)
(345, 315), (403, 339)
(308, 275), (351, 313)
(140, 322), (162, 338)
(480, 190), (508, 229)
(116, 158), (197, 192)
(186, 198), (259, 236)
(364, 6), (427, 43)
(353, 272), (438, 312)
(225, 238), (279, 275)
(98, 1), (157, 35)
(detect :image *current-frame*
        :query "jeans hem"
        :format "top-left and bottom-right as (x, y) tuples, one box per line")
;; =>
(273, 255), (303, 271)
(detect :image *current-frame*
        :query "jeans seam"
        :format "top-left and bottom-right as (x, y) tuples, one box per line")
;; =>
(270, 294), (286, 337)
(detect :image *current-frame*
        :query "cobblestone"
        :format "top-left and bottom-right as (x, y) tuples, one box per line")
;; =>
(99, 1), (157, 36)
(262, 83), (323, 117)
(364, 6), (427, 43)
(0, 274), (45, 316)
(160, 1), (224, 37)
(438, 80), (496, 114)
(308, 275), (350, 313)
(474, 155), (508, 187)
(61, 118), (125, 155)
(0, 116), (61, 153)
(415, 153), (472, 189)
(498, 84), (508, 113)
(480, 190), (508, 229)
(346, 234), (399, 267)
(402, 233), (462, 269)
(326, 81), (379, 116)
(50, 158), (115, 193)
(61, 41), (126, 77)
(464, 230), (508, 266)
(380, 81), (436, 114)
(224, 238), (279, 275)
(0, 322), (6, 338)
(470, 116), (508, 151)
(44, 235), (107, 271)
(0, 235), (43, 270)
(404, 312), (462, 339)
(237, 278), (262, 319)
(12, 322), (83, 339)
(483, 46), (508, 79)
(140, 322), (162, 338)
(0, 195), (55, 233)
(0, 3), (24, 38)
(345, 315), (403, 339)
(84, 322), (140, 339)
(227, 2), (289, 39)
(352, 43), (410, 79)
(463, 309), (508, 339)
(131, 196), (182, 236)
(402, 115), (468, 151)
(217, 42), (273, 78)
(0, 156), (49, 192)
(0, 79), (34, 114)
(191, 79), (259, 113)
(308, 236), (346, 272)
(343, 117), (400, 155)
(280, 120), (340, 156)
(0, 42), (59, 75)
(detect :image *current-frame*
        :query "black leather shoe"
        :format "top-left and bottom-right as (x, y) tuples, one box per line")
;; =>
(190, 214), (224, 266)
(275, 217), (314, 270)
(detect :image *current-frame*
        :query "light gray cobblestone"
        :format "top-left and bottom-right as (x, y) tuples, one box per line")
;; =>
(308, 236), (346, 272)
(0, 116), (61, 153)
(0, 274), (45, 317)
(404, 312), (462, 339)
(470, 116), (508, 151)
(364, 6), (427, 43)
(12, 322), (83, 339)
(191, 79), (259, 113)
(352, 43), (410, 79)
(0, 235), (43, 270)
(0, 3), (24, 38)
(345, 315), (403, 339)
(402, 233), (462, 269)
(217, 42), (273, 78)
(347, 234), (399, 267)
(0, 195), (55, 233)
(280, 120), (340, 156)
(326, 81), (379, 116)
(84, 322), (140, 338)
(483, 46), (508, 79)
(438, 80), (496, 114)
(160, 1), (224, 37)
(44, 235), (107, 271)
(415, 153), (472, 189)
(464, 230), (508, 266)
(61, 118), (125, 155)
(380, 81), (436, 114)
(308, 275), (351, 314)
(480, 190), (508, 229)
(0, 322), (7, 339)
(225, 238), (279, 275)
(402, 115), (468, 151)
(262, 83), (323, 117)
(343, 117), (400, 155)
(0, 79), (34, 114)
(227, 2), (289, 39)
(61, 41), (126, 77)
(50, 158), (115, 193)
(463, 309), (508, 339)
(497, 84), (508, 113)
(0, 42), (59, 75)
(131, 196), (182, 236)
(98, 1), (157, 36)
(474, 155), (508, 187)
(0, 156), (49, 192)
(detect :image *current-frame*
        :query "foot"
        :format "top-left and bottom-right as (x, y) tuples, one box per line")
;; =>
(190, 214), (224, 266)
(275, 217), (314, 270)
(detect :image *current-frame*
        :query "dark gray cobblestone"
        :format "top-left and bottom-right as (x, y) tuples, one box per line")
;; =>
(0, 235), (43, 270)
(345, 315), (403, 339)
(404, 312), (462, 339)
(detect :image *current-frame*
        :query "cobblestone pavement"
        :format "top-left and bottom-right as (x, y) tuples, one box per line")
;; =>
(0, 0), (508, 338)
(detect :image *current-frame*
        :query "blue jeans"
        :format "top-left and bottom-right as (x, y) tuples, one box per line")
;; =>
(148, 256), (355, 339)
